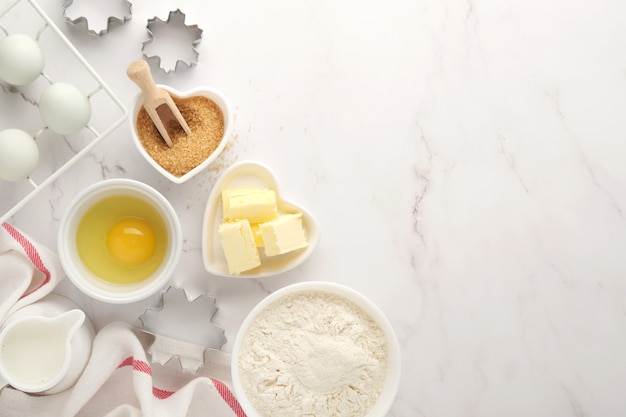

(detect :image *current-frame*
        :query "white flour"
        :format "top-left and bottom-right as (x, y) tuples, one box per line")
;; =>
(238, 290), (388, 417)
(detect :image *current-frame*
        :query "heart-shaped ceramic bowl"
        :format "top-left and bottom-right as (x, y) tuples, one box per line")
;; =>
(128, 85), (233, 184)
(202, 160), (319, 277)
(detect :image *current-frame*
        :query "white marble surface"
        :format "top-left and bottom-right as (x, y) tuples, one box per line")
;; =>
(2, 0), (626, 415)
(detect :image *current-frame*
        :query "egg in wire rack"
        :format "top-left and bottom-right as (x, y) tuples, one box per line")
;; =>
(0, 22), (99, 183)
(0, 24), (45, 182)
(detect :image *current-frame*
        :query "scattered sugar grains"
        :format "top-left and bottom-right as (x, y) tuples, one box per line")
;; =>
(136, 95), (224, 177)
(238, 291), (388, 417)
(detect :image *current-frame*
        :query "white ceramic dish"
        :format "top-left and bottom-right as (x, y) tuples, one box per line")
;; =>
(201, 160), (319, 278)
(0, 294), (95, 394)
(57, 179), (182, 304)
(231, 281), (401, 417)
(128, 85), (233, 184)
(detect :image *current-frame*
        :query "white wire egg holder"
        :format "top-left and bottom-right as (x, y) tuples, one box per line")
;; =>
(0, 0), (128, 224)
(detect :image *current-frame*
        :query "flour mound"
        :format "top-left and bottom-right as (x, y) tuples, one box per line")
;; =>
(238, 290), (388, 417)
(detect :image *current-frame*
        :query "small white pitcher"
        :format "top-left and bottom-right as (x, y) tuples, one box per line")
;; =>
(0, 308), (87, 394)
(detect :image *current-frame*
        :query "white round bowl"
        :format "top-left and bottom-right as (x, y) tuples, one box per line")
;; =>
(128, 85), (233, 184)
(57, 179), (182, 304)
(231, 281), (401, 417)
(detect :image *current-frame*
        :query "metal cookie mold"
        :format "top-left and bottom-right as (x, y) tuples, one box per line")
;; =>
(139, 286), (227, 372)
(62, 0), (132, 37)
(142, 9), (203, 73)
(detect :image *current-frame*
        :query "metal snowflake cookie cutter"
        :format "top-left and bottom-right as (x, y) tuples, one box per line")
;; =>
(142, 9), (203, 73)
(138, 286), (227, 373)
(62, 0), (132, 37)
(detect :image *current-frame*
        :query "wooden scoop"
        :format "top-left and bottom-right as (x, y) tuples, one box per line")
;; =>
(127, 60), (191, 147)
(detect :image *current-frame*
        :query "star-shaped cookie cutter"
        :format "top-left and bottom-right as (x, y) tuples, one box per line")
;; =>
(142, 9), (203, 73)
(62, 0), (132, 37)
(138, 286), (227, 373)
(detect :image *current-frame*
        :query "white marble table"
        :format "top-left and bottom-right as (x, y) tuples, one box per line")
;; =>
(3, 0), (626, 415)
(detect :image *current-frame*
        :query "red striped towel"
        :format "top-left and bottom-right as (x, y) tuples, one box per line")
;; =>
(0, 224), (246, 417)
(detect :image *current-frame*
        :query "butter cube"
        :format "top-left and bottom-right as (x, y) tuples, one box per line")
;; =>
(222, 188), (277, 223)
(250, 223), (264, 247)
(218, 219), (261, 274)
(260, 212), (308, 257)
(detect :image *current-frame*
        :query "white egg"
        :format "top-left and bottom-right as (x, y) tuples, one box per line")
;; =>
(39, 83), (92, 135)
(0, 129), (39, 182)
(0, 34), (45, 86)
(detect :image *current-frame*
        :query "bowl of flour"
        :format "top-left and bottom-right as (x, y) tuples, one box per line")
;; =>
(231, 281), (401, 417)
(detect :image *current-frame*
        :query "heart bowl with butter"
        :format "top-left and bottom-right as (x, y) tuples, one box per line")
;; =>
(201, 160), (319, 278)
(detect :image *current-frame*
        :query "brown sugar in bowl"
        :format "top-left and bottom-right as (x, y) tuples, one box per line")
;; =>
(129, 85), (233, 184)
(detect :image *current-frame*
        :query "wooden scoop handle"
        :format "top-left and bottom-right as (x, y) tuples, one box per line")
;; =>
(127, 60), (192, 147)
(127, 60), (169, 103)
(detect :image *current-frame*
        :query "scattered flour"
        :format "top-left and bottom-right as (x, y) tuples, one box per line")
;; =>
(238, 290), (388, 417)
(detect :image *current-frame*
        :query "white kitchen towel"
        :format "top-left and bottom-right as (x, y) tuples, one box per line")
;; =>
(0, 223), (247, 417)
(0, 223), (61, 325)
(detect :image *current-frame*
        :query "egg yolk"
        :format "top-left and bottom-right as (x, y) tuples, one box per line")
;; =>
(106, 218), (156, 265)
